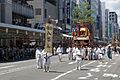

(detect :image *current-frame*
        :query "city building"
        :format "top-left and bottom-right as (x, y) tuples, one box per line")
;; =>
(0, 0), (44, 47)
(119, 27), (120, 41)
(105, 9), (109, 38)
(101, 2), (106, 40)
(109, 12), (119, 40)
(28, 0), (58, 28)
(86, 0), (102, 41)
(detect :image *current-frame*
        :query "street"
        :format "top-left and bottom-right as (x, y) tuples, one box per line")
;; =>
(0, 54), (120, 80)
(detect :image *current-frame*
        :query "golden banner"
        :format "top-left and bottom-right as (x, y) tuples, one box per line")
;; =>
(45, 23), (53, 54)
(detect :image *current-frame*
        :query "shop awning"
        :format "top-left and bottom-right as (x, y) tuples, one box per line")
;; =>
(62, 34), (73, 38)
(0, 23), (45, 33)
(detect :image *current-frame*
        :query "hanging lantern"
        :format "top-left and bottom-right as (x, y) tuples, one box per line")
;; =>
(6, 28), (8, 33)
(25, 31), (28, 35)
(16, 30), (19, 34)
(33, 32), (35, 36)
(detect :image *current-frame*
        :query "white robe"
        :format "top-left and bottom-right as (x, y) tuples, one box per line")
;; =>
(56, 47), (63, 55)
(42, 50), (51, 66)
(72, 47), (78, 59)
(35, 49), (43, 67)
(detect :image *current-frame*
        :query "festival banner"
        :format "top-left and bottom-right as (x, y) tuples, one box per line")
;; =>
(45, 23), (53, 54)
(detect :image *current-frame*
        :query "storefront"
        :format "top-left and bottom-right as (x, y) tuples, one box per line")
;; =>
(0, 23), (45, 48)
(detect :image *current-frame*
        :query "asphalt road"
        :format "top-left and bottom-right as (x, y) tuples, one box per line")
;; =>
(0, 54), (120, 80)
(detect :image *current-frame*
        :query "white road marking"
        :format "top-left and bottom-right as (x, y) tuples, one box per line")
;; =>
(0, 65), (15, 70)
(0, 65), (35, 76)
(78, 77), (88, 79)
(112, 63), (116, 65)
(108, 65), (112, 68)
(87, 73), (93, 77)
(94, 78), (98, 80)
(115, 54), (119, 56)
(90, 68), (100, 72)
(104, 62), (108, 65)
(78, 73), (93, 79)
(97, 64), (107, 68)
(103, 73), (118, 78)
(68, 61), (76, 64)
(103, 69), (107, 72)
(51, 61), (96, 80)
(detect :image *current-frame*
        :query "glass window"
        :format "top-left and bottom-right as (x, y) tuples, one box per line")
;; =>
(35, 8), (41, 15)
(45, 9), (47, 18)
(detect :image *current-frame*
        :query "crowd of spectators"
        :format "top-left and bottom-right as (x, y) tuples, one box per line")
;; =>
(0, 46), (36, 62)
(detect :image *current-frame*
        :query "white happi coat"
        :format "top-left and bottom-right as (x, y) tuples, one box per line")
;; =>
(87, 47), (91, 56)
(56, 47), (63, 55)
(76, 48), (83, 61)
(72, 47), (78, 59)
(42, 50), (51, 66)
(66, 47), (72, 54)
(96, 48), (103, 59)
(35, 49), (43, 64)
(36, 49), (42, 60)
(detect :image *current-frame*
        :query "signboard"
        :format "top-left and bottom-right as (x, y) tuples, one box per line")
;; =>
(45, 23), (53, 54)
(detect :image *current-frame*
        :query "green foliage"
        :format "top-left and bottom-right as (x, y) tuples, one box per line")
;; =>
(72, 1), (95, 25)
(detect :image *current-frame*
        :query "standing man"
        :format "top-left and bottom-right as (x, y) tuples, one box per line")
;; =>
(76, 45), (83, 70)
(88, 46), (92, 60)
(35, 47), (43, 69)
(53, 47), (56, 55)
(72, 45), (78, 60)
(96, 46), (103, 60)
(42, 49), (51, 72)
(66, 46), (72, 60)
(107, 46), (112, 60)
(56, 45), (63, 62)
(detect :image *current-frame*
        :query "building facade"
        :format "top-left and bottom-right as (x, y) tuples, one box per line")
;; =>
(109, 12), (119, 40)
(86, 0), (102, 41)
(101, 2), (105, 40)
(0, 0), (34, 27)
(28, 0), (58, 29)
(105, 9), (109, 38)
(0, 0), (45, 47)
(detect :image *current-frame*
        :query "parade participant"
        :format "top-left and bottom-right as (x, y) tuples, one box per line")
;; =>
(56, 45), (63, 62)
(93, 46), (97, 60)
(53, 47), (56, 55)
(85, 46), (88, 60)
(76, 45), (83, 70)
(72, 44), (78, 60)
(35, 47), (43, 69)
(98, 46), (103, 60)
(66, 46), (72, 60)
(101, 46), (106, 55)
(42, 50), (51, 72)
(95, 46), (99, 60)
(91, 46), (95, 60)
(107, 46), (112, 60)
(81, 46), (86, 60)
(88, 46), (92, 60)
(96, 46), (103, 60)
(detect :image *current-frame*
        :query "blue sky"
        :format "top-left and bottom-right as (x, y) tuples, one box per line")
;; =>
(101, 0), (120, 26)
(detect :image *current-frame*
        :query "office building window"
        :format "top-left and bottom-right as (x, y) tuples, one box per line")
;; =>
(35, 8), (41, 15)
(45, 9), (47, 18)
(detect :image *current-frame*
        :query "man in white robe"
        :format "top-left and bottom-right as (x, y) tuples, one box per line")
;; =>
(42, 50), (51, 72)
(66, 46), (72, 60)
(35, 47), (43, 69)
(76, 46), (83, 70)
(56, 45), (63, 62)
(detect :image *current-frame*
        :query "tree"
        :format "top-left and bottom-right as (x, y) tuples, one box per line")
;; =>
(72, 1), (95, 26)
